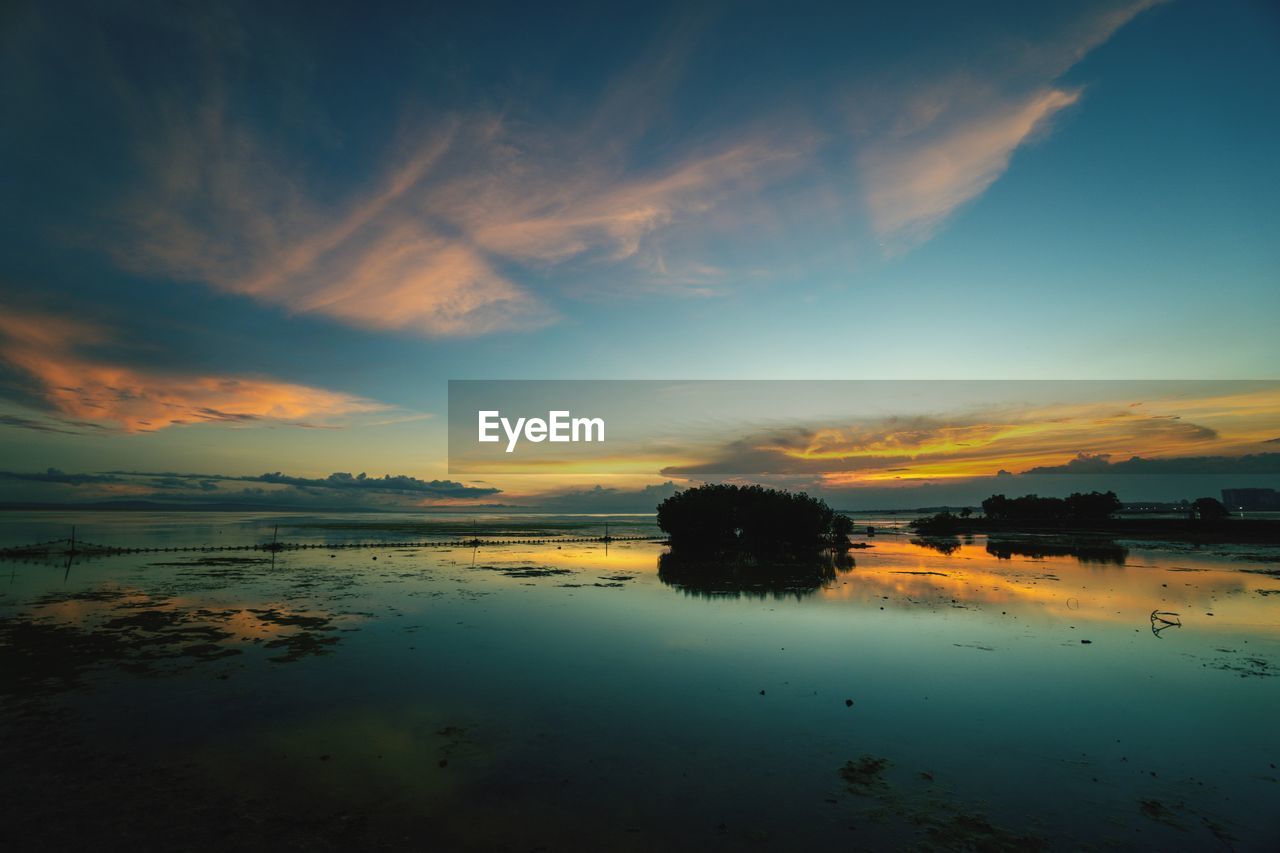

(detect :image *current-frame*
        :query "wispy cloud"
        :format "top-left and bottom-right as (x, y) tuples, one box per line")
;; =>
(105, 67), (805, 334)
(856, 0), (1164, 251)
(0, 413), (106, 435)
(62, 1), (1163, 327)
(107, 106), (551, 337)
(466, 141), (799, 266)
(0, 307), (384, 432)
(860, 86), (1081, 247)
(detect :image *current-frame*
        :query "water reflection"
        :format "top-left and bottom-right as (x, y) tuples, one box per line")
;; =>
(986, 538), (1129, 565)
(658, 548), (853, 599)
(0, 578), (358, 702)
(1, 516), (1278, 850)
(910, 536), (962, 555)
(812, 538), (1280, 629)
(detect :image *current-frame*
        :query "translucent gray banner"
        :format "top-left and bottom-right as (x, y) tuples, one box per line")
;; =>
(448, 380), (1280, 488)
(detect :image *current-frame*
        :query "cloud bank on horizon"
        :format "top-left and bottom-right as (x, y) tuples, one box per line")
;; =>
(0, 468), (499, 510)
(6, 381), (1277, 511)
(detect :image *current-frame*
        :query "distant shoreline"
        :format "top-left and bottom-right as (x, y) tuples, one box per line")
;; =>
(0, 502), (651, 515)
(903, 517), (1280, 544)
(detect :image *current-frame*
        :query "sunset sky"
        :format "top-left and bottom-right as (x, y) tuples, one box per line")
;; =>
(1, 0), (1277, 510)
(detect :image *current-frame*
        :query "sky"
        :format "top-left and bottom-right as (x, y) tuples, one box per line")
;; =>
(0, 0), (1278, 511)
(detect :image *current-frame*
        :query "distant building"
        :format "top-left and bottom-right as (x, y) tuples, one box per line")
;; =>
(1221, 488), (1280, 511)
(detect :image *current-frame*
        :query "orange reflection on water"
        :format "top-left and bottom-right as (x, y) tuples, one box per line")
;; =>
(26, 583), (362, 644)
(819, 537), (1280, 632)
(446, 540), (662, 575)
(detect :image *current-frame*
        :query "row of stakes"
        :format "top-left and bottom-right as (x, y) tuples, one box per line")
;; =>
(0, 524), (663, 559)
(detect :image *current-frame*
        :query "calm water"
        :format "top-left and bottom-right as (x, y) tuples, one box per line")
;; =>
(1, 512), (1278, 850)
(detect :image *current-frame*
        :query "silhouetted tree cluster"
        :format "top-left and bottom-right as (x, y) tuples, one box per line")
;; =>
(911, 535), (962, 555)
(909, 511), (963, 535)
(1191, 497), (1228, 521)
(657, 484), (852, 551)
(981, 491), (1121, 522)
(1064, 490), (1124, 520)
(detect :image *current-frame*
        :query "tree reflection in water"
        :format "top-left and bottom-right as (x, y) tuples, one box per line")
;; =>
(910, 537), (963, 556)
(986, 539), (1128, 565)
(658, 548), (854, 600)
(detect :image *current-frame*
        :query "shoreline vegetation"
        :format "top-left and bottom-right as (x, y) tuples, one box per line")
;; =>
(910, 491), (1280, 543)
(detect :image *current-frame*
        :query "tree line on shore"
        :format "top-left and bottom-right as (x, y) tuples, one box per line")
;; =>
(652, 483), (1239, 549)
(912, 491), (1230, 535)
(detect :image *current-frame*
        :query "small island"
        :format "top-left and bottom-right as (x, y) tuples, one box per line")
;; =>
(655, 484), (856, 598)
(657, 483), (853, 552)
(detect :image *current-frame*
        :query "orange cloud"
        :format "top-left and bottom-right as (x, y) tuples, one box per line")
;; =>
(108, 93), (803, 336)
(468, 141), (799, 264)
(0, 308), (384, 432)
(663, 388), (1280, 486)
(91, 0), (1162, 319)
(861, 87), (1080, 244)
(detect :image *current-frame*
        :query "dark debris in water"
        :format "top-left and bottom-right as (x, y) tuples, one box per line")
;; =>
(475, 564), (575, 578)
(925, 812), (1049, 852)
(249, 607), (335, 631)
(1207, 654), (1273, 678)
(0, 610), (243, 699)
(839, 755), (891, 795)
(1, 619), (143, 696)
(1139, 799), (1184, 829)
(0, 588), (350, 696)
(1115, 793), (1238, 845)
(264, 631), (340, 663)
(1235, 552), (1280, 564)
(148, 556), (271, 567)
(836, 755), (1050, 849)
(30, 587), (129, 606)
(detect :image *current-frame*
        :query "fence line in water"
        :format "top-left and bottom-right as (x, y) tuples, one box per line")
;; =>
(0, 534), (663, 559)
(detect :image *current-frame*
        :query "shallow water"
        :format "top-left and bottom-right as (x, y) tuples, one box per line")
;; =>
(1, 512), (1278, 850)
